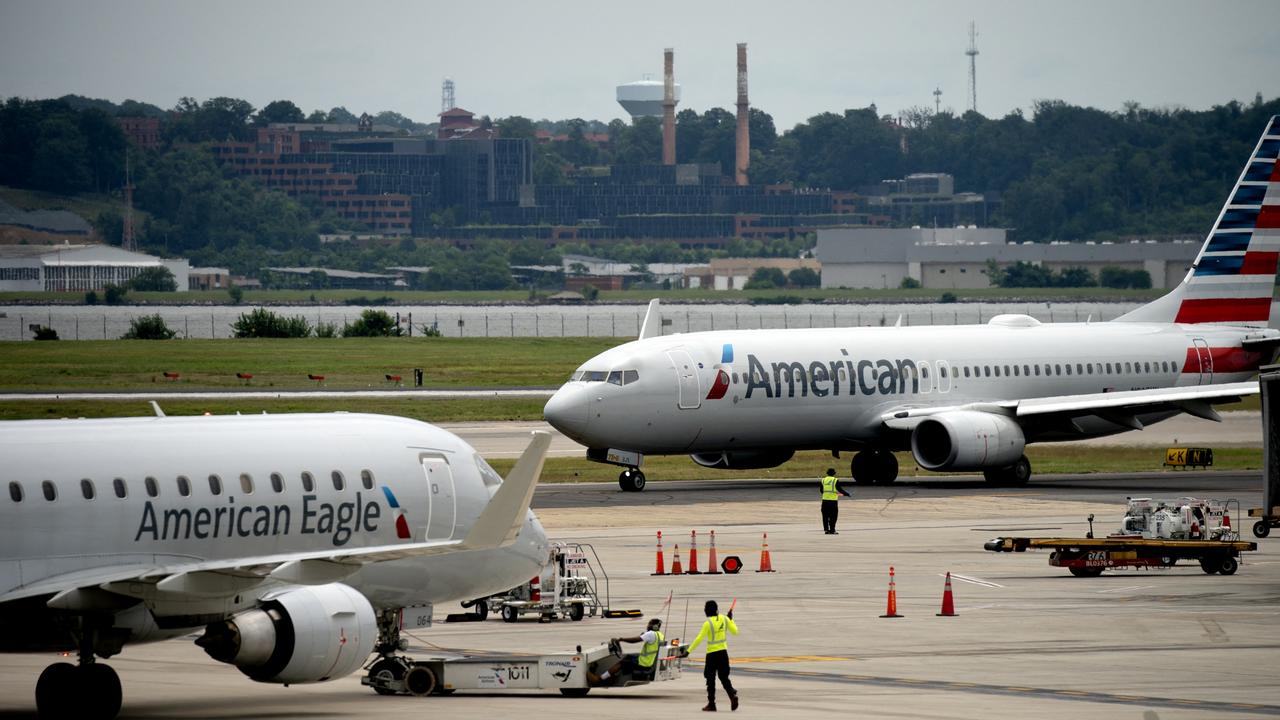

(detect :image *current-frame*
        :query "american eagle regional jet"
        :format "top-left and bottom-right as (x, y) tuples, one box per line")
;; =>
(0, 412), (551, 719)
(545, 116), (1280, 491)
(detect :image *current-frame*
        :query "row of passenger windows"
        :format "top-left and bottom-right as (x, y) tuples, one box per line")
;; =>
(736, 359), (1179, 385)
(7, 469), (376, 504)
(571, 369), (640, 385)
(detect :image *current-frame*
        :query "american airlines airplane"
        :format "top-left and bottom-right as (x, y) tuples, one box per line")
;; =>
(545, 116), (1280, 491)
(0, 412), (551, 719)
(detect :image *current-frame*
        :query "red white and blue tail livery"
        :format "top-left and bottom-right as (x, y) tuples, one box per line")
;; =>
(547, 117), (1280, 490)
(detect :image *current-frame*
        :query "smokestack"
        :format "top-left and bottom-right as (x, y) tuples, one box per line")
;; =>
(663, 48), (676, 165)
(735, 42), (749, 186)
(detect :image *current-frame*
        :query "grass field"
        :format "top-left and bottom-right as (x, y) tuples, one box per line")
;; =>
(0, 337), (617, 391)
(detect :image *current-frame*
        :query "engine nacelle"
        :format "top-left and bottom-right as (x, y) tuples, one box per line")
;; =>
(910, 411), (1025, 471)
(196, 583), (376, 684)
(690, 449), (795, 470)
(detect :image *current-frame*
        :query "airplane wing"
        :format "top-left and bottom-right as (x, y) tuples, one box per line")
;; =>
(4, 432), (550, 607)
(881, 381), (1257, 431)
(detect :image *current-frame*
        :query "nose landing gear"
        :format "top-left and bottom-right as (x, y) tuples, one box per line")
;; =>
(618, 468), (646, 492)
(851, 450), (899, 485)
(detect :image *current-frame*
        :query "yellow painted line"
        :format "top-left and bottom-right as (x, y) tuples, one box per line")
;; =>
(1056, 690), (1090, 696)
(1004, 686), (1036, 692)
(1232, 704), (1263, 709)
(1170, 699), (1204, 705)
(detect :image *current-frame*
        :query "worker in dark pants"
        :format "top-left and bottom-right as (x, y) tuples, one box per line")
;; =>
(821, 468), (850, 534)
(685, 599), (739, 711)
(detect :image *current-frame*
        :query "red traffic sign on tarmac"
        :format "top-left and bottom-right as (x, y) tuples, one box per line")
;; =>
(721, 556), (743, 574)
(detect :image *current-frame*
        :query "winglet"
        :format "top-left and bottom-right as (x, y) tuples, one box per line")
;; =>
(462, 431), (549, 550)
(638, 298), (662, 340)
(150, 401), (165, 417)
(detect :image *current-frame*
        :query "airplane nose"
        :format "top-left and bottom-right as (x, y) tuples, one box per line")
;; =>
(544, 385), (588, 439)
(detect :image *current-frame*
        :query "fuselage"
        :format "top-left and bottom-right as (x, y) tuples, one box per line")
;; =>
(0, 412), (549, 651)
(545, 316), (1264, 455)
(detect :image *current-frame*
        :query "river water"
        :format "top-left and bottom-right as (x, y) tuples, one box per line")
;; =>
(0, 301), (1160, 341)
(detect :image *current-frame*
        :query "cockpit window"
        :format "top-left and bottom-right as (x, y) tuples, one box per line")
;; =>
(623, 370), (639, 384)
(607, 371), (623, 385)
(475, 455), (504, 488)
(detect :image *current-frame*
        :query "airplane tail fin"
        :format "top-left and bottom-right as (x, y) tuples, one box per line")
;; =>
(1115, 115), (1280, 327)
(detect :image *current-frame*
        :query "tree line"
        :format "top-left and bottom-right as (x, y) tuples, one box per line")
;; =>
(2, 92), (1278, 282)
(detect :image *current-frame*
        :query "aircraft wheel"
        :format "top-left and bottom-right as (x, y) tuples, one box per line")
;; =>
(850, 452), (874, 485)
(568, 603), (585, 621)
(501, 605), (519, 623)
(1254, 521), (1271, 539)
(368, 657), (407, 696)
(1218, 555), (1239, 576)
(1008, 456), (1032, 485)
(472, 598), (489, 621)
(619, 468), (646, 492)
(873, 451), (899, 485)
(84, 664), (122, 720)
(36, 662), (78, 718)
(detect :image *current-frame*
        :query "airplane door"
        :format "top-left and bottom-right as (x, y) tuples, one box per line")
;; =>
(667, 349), (701, 409)
(1192, 338), (1213, 385)
(420, 456), (456, 540)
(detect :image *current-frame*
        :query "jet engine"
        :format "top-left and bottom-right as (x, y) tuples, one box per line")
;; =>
(910, 411), (1025, 471)
(690, 449), (795, 470)
(196, 583), (376, 684)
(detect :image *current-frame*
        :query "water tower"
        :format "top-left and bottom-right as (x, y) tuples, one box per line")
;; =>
(616, 77), (680, 119)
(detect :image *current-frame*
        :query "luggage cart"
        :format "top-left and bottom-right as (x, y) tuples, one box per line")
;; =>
(486, 542), (610, 622)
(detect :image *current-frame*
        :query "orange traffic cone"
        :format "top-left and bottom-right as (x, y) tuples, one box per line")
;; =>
(879, 566), (903, 618)
(755, 532), (775, 573)
(937, 572), (957, 617)
(652, 531), (666, 576)
(670, 544), (683, 575)
(706, 530), (722, 574)
(687, 530), (701, 574)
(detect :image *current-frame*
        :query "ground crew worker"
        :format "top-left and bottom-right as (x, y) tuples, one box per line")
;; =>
(821, 468), (851, 534)
(685, 599), (739, 712)
(588, 618), (664, 685)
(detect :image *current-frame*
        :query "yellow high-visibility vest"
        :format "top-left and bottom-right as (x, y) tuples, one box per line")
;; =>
(821, 475), (839, 501)
(638, 630), (664, 668)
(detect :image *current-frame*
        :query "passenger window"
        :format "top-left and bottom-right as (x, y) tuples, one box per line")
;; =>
(113, 478), (127, 499)
(145, 476), (159, 498)
(1012, 365), (1019, 377)
(81, 479), (95, 500)
(607, 371), (623, 385)
(9, 481), (22, 503)
(1125, 362), (1132, 373)
(1144, 362), (1151, 373)
(1023, 365), (1030, 376)
(624, 370), (639, 384)
(177, 476), (191, 497)
(361, 470), (374, 490)
(1086, 364), (1093, 375)
(208, 475), (222, 496)
(301, 472), (315, 493)
(1004, 365), (1011, 376)
(993, 366), (1000, 377)
(1106, 363), (1112, 374)
(1034, 365), (1041, 376)
(239, 473), (254, 494)
(732, 372), (739, 384)
(332, 471), (345, 491)
(940, 366), (948, 378)
(984, 366), (991, 377)
(42, 480), (56, 502)
(963, 367), (970, 378)
(270, 472), (284, 493)
(1076, 363), (1083, 375)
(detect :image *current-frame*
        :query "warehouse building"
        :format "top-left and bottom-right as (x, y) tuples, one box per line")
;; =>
(0, 244), (189, 292)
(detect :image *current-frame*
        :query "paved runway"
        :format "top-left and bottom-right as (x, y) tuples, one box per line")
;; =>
(1, 470), (1274, 719)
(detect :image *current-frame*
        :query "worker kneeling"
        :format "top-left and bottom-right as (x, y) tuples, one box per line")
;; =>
(589, 618), (664, 686)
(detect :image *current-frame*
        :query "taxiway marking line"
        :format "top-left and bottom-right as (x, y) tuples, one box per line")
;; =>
(730, 667), (1280, 715)
(947, 573), (1004, 588)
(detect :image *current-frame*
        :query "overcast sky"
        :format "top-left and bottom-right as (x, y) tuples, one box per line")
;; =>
(2, 0), (1278, 131)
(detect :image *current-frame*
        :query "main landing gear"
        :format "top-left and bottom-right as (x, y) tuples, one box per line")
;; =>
(851, 450), (898, 485)
(35, 626), (123, 720)
(618, 467), (646, 492)
(365, 608), (413, 696)
(983, 455), (1032, 486)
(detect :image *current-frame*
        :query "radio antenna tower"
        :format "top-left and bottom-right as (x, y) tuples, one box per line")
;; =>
(965, 22), (979, 113)
(441, 78), (456, 114)
(933, 87), (942, 114)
